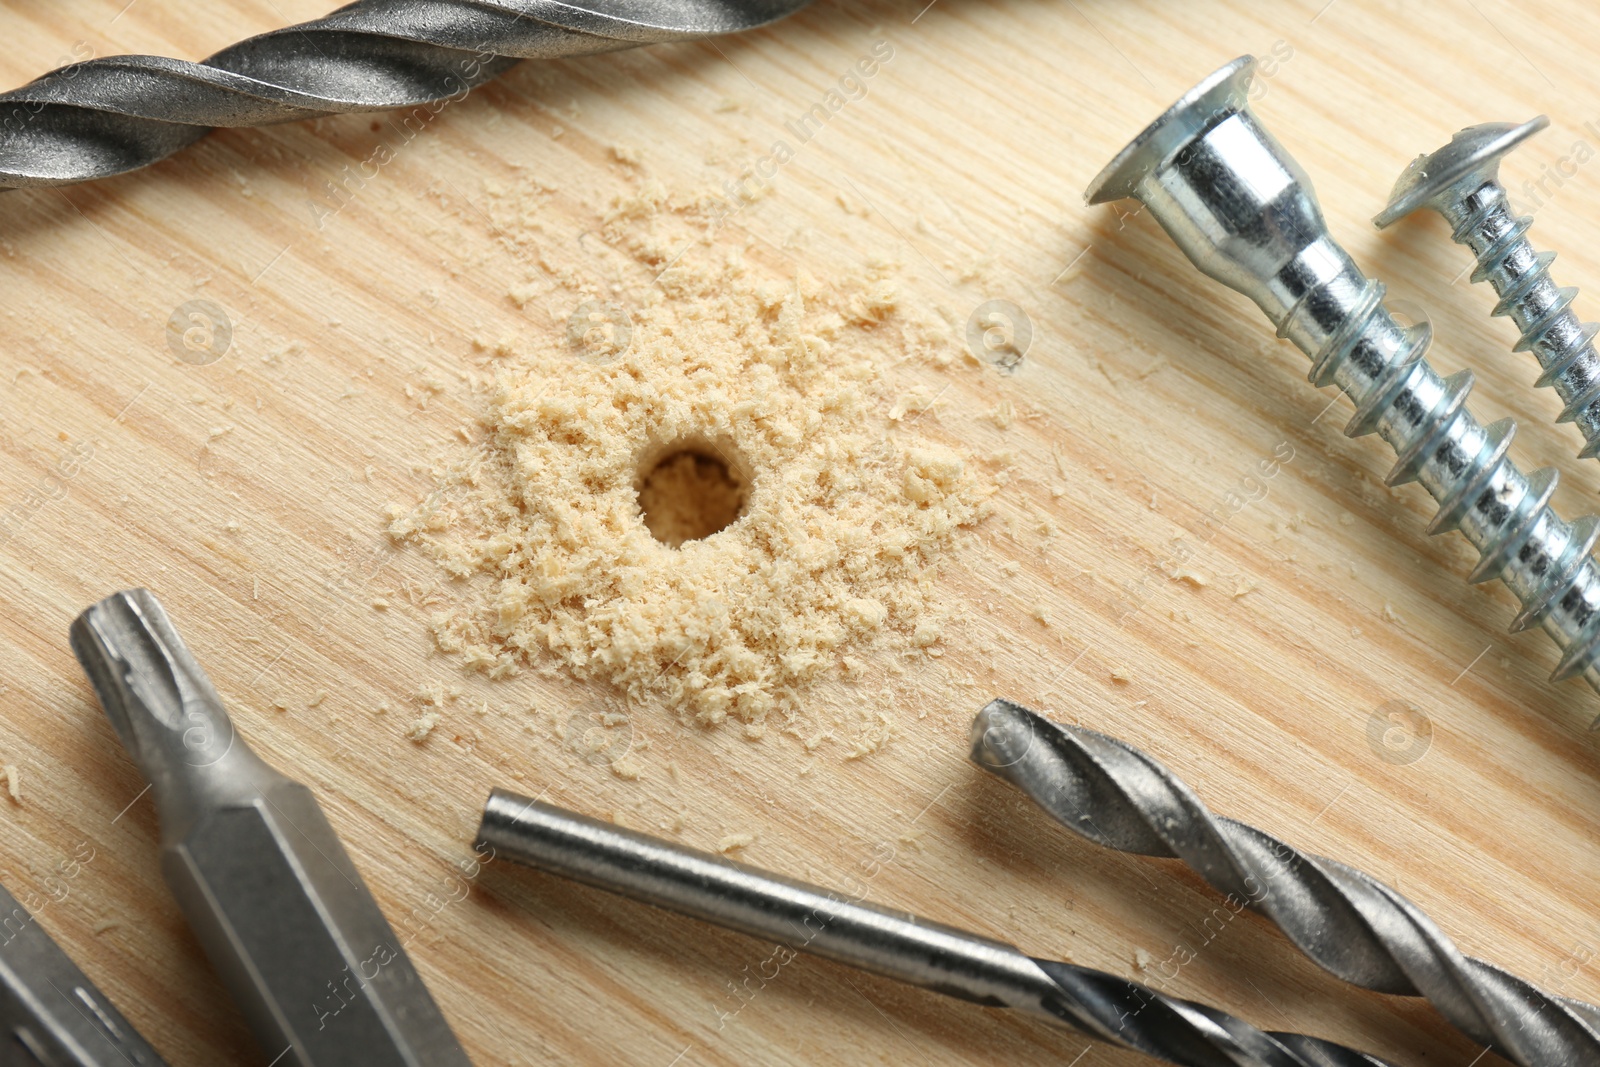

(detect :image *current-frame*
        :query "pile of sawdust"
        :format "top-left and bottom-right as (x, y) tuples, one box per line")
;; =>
(390, 214), (987, 728)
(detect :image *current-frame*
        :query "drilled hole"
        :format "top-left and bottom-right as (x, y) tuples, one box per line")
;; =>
(635, 439), (751, 547)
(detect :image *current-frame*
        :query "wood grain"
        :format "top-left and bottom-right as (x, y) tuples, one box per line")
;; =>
(3, 1), (1600, 1063)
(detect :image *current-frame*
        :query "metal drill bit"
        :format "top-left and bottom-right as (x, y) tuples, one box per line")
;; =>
(69, 589), (472, 1067)
(1375, 118), (1600, 459)
(0, 0), (811, 189)
(476, 788), (1399, 1067)
(0, 876), (169, 1066)
(970, 698), (1600, 1067)
(1085, 56), (1600, 712)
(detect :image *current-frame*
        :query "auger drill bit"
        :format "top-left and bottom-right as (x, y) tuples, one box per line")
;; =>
(70, 589), (472, 1067)
(0, 0), (812, 189)
(970, 698), (1600, 1067)
(476, 788), (1401, 1067)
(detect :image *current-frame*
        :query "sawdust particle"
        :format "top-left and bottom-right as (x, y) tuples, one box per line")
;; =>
(407, 712), (441, 742)
(717, 832), (755, 853)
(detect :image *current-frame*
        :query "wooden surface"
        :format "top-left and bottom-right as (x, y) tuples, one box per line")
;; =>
(4, 1), (1600, 1063)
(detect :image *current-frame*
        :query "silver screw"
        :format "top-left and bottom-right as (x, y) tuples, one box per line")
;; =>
(1086, 57), (1600, 714)
(1375, 117), (1600, 459)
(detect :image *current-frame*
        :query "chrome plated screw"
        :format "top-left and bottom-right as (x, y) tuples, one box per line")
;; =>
(1376, 118), (1600, 459)
(1086, 57), (1600, 713)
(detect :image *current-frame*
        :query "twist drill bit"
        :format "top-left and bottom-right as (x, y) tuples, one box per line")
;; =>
(1086, 56), (1600, 713)
(1375, 118), (1600, 459)
(0, 0), (811, 189)
(476, 788), (1400, 1067)
(0, 877), (169, 1066)
(970, 698), (1600, 1067)
(69, 589), (472, 1067)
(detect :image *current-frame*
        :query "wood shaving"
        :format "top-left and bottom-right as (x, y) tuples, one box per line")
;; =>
(392, 242), (987, 728)
(1, 765), (17, 804)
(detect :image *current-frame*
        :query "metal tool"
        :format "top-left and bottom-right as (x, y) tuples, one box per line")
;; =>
(69, 589), (472, 1067)
(476, 788), (1399, 1067)
(971, 698), (1600, 1067)
(1375, 118), (1600, 458)
(0, 0), (812, 189)
(1086, 56), (1600, 710)
(0, 877), (169, 1066)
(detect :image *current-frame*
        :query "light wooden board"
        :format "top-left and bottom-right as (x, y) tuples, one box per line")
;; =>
(3, 1), (1600, 1063)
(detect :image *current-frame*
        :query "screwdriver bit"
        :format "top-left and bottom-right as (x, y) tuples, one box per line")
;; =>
(69, 589), (471, 1067)
(476, 788), (1399, 1067)
(0, 876), (168, 1066)
(971, 698), (1600, 1067)
(0, 0), (813, 189)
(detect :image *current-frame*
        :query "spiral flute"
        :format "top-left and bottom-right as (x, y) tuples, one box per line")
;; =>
(1376, 118), (1600, 459)
(478, 790), (1400, 1067)
(971, 699), (1600, 1067)
(0, 0), (811, 189)
(1087, 57), (1600, 712)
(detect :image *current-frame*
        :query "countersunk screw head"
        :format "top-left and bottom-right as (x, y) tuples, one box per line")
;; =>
(1085, 55), (1257, 206)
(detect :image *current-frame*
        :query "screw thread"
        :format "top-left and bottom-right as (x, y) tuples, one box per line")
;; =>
(1442, 188), (1600, 455)
(1283, 241), (1600, 696)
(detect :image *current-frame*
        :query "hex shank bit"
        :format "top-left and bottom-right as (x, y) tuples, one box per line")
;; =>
(69, 589), (471, 1067)
(970, 698), (1600, 1067)
(0, 0), (812, 189)
(476, 788), (1399, 1067)
(1086, 56), (1600, 711)
(0, 877), (169, 1066)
